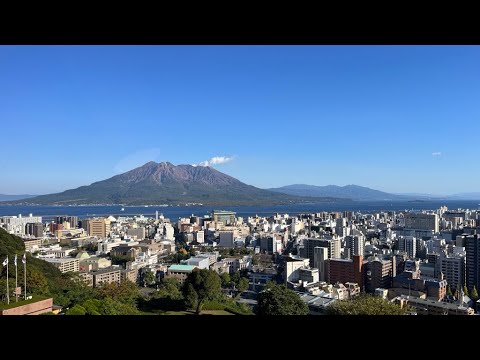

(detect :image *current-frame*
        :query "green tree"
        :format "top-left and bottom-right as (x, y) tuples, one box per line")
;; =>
(27, 269), (49, 295)
(142, 270), (156, 287)
(81, 299), (102, 315)
(265, 280), (277, 290)
(220, 272), (231, 288)
(110, 254), (131, 267)
(183, 269), (221, 314)
(237, 277), (249, 293)
(470, 286), (479, 302)
(252, 256), (259, 266)
(84, 242), (98, 252)
(256, 284), (309, 315)
(184, 283), (198, 311)
(325, 295), (407, 315)
(99, 297), (140, 315)
(446, 284), (452, 297)
(231, 271), (241, 286)
(66, 305), (87, 315)
(52, 273), (96, 308)
(454, 287), (459, 299)
(159, 278), (182, 298)
(96, 280), (139, 306)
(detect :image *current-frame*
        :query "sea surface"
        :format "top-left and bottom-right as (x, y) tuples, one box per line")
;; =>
(0, 200), (479, 222)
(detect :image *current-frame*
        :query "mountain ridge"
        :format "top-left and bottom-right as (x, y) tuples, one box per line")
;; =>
(269, 184), (409, 201)
(3, 162), (346, 206)
(269, 184), (480, 200)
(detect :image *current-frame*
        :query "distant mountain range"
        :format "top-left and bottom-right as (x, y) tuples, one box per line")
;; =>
(444, 192), (480, 200)
(268, 184), (480, 201)
(4, 162), (345, 206)
(0, 194), (36, 201)
(268, 184), (408, 201)
(4, 167), (480, 206)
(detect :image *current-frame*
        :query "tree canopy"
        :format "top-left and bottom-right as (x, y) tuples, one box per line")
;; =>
(470, 286), (479, 302)
(325, 295), (407, 315)
(256, 284), (309, 315)
(183, 269), (221, 314)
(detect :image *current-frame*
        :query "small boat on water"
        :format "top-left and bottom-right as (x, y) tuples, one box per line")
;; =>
(121, 208), (125, 211)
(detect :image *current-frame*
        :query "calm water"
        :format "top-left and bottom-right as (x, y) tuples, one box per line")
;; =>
(0, 200), (479, 221)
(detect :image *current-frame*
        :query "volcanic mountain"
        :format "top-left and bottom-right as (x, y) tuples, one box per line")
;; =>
(12, 162), (345, 206)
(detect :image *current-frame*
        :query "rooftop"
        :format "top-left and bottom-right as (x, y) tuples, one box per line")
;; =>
(0, 295), (50, 311)
(169, 264), (195, 272)
(400, 295), (472, 311)
(91, 266), (122, 275)
(44, 257), (79, 264)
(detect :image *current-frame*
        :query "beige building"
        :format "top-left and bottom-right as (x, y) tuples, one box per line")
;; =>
(79, 257), (112, 272)
(165, 264), (195, 283)
(23, 238), (44, 251)
(121, 268), (138, 284)
(92, 267), (122, 287)
(44, 257), (80, 273)
(85, 218), (111, 238)
(79, 272), (94, 287)
(284, 256), (311, 284)
(404, 213), (439, 233)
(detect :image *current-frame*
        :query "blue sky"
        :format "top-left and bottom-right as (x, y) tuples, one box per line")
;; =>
(1, 45), (479, 195)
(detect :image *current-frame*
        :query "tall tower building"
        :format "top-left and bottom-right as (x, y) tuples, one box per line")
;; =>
(466, 234), (480, 291)
(346, 235), (365, 257)
(439, 253), (466, 290)
(398, 236), (417, 259)
(85, 218), (111, 238)
(314, 246), (328, 281)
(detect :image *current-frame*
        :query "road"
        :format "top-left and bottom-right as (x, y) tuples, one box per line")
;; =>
(237, 290), (258, 307)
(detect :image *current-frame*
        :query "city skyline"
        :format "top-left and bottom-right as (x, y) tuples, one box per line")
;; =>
(2, 45), (480, 194)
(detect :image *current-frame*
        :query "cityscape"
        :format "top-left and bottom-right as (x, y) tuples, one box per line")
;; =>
(1, 45), (480, 316)
(1, 205), (479, 315)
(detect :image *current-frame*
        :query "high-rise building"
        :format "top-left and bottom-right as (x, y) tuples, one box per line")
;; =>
(365, 257), (394, 292)
(85, 218), (111, 238)
(305, 237), (341, 266)
(327, 255), (364, 288)
(346, 235), (365, 257)
(398, 236), (417, 259)
(194, 230), (205, 244)
(50, 223), (63, 233)
(25, 223), (44, 238)
(439, 253), (466, 290)
(53, 215), (77, 227)
(54, 216), (67, 225)
(465, 234), (480, 291)
(313, 246), (328, 281)
(66, 216), (79, 228)
(404, 213), (439, 233)
(0, 214), (42, 235)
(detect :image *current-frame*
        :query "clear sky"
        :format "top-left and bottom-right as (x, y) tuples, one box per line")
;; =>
(1, 45), (479, 195)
